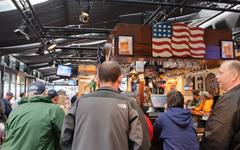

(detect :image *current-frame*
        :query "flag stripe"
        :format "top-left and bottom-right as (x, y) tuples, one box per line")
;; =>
(171, 47), (206, 53)
(171, 41), (206, 49)
(173, 23), (205, 31)
(153, 51), (172, 57)
(153, 45), (172, 50)
(172, 32), (204, 38)
(172, 36), (204, 42)
(173, 27), (204, 34)
(173, 32), (204, 37)
(153, 48), (172, 53)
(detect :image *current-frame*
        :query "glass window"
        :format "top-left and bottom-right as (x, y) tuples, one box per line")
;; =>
(3, 72), (10, 97)
(1, 56), (4, 65)
(20, 77), (25, 94)
(16, 76), (21, 100)
(26, 78), (31, 91)
(16, 61), (20, 71)
(10, 56), (16, 70)
(20, 62), (25, 72)
(4, 56), (10, 67)
(26, 78), (35, 92)
(10, 74), (16, 101)
(33, 70), (38, 78)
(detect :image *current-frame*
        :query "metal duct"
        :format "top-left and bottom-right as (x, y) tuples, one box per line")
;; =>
(199, 11), (240, 29)
(198, 4), (240, 29)
(0, 38), (107, 55)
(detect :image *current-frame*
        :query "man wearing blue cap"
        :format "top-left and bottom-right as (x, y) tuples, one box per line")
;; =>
(47, 89), (59, 104)
(3, 81), (65, 150)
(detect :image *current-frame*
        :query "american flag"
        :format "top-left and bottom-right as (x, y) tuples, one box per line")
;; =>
(152, 22), (206, 58)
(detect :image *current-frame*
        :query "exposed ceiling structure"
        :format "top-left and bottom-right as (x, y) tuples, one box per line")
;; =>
(0, 0), (239, 81)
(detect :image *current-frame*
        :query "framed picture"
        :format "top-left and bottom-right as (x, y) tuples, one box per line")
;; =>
(220, 40), (235, 59)
(183, 76), (193, 91)
(117, 35), (133, 56)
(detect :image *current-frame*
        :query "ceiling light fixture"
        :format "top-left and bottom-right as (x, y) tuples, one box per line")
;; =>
(46, 40), (57, 50)
(14, 20), (30, 40)
(79, 11), (89, 23)
(79, 1), (90, 23)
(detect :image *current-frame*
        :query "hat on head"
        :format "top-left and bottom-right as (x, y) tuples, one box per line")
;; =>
(28, 81), (45, 94)
(47, 89), (58, 98)
(6, 92), (14, 97)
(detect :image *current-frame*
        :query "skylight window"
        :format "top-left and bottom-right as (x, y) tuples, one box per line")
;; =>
(0, 0), (48, 12)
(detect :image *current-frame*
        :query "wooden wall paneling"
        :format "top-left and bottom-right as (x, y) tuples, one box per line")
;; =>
(114, 23), (152, 57)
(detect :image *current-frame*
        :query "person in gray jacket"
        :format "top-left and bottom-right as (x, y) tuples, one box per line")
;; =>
(60, 60), (145, 150)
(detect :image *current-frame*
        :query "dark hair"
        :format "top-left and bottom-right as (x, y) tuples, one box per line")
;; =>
(98, 61), (121, 83)
(20, 93), (25, 97)
(192, 90), (200, 96)
(167, 90), (184, 108)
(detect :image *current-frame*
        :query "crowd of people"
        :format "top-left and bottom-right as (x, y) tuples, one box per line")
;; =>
(0, 60), (239, 150)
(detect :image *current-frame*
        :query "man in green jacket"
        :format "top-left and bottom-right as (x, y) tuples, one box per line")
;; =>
(2, 81), (65, 150)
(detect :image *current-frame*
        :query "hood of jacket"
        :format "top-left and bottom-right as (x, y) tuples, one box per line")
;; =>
(166, 107), (192, 128)
(19, 95), (52, 105)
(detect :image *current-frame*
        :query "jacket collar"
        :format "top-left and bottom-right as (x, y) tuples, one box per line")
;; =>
(220, 84), (240, 101)
(97, 86), (120, 94)
(19, 95), (52, 105)
(225, 84), (240, 95)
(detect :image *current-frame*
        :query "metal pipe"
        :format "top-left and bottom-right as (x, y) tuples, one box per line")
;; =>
(30, 64), (50, 69)
(59, 56), (97, 59)
(197, 4), (236, 27)
(56, 46), (98, 51)
(43, 35), (107, 40)
(144, 6), (163, 24)
(108, 0), (240, 13)
(161, 0), (189, 21)
(44, 26), (112, 33)
(0, 38), (98, 55)
(199, 0), (240, 5)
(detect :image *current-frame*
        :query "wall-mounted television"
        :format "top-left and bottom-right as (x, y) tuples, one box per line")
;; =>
(220, 40), (235, 59)
(56, 65), (72, 77)
(151, 94), (167, 108)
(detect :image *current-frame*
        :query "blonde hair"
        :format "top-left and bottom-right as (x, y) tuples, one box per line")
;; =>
(200, 91), (210, 99)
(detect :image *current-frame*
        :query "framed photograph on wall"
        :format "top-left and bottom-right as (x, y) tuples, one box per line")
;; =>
(117, 35), (133, 56)
(220, 40), (235, 59)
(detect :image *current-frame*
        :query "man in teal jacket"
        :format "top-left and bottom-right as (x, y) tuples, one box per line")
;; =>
(2, 81), (65, 150)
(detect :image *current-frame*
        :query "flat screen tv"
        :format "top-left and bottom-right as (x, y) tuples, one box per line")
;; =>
(151, 94), (167, 108)
(220, 40), (235, 59)
(56, 65), (72, 77)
